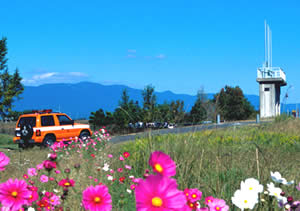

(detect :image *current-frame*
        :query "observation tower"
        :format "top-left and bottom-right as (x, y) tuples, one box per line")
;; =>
(256, 21), (287, 118)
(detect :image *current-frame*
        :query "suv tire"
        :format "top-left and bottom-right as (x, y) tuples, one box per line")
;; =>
(79, 131), (90, 142)
(20, 124), (34, 141)
(43, 135), (56, 147)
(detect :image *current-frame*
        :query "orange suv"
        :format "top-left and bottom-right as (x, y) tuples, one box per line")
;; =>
(13, 109), (93, 148)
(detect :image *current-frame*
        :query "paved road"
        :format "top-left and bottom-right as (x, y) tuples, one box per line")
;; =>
(110, 121), (268, 144)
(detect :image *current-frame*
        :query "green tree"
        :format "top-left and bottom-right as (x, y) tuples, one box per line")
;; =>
(0, 37), (24, 119)
(213, 85), (255, 121)
(88, 109), (107, 130)
(142, 84), (157, 122)
(169, 100), (185, 123)
(189, 90), (207, 124)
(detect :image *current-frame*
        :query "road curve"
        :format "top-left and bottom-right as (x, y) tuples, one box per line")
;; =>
(109, 121), (267, 144)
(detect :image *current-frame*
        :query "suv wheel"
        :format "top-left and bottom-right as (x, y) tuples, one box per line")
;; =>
(79, 131), (90, 142)
(43, 136), (56, 147)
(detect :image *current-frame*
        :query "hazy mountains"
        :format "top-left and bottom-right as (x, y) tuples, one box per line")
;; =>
(12, 82), (260, 119)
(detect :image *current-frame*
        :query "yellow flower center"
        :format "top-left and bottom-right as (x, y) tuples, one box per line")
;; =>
(216, 207), (220, 210)
(185, 193), (189, 196)
(192, 194), (197, 198)
(94, 197), (101, 203)
(154, 164), (163, 173)
(11, 191), (18, 197)
(64, 182), (70, 186)
(244, 200), (248, 204)
(152, 197), (163, 207)
(249, 187), (253, 190)
(208, 199), (211, 203)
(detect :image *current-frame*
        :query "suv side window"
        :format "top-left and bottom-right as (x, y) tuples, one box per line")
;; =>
(41, 115), (55, 126)
(57, 115), (72, 125)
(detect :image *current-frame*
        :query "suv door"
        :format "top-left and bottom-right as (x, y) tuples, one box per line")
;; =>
(56, 114), (74, 141)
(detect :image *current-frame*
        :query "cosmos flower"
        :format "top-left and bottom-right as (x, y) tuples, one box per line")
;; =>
(240, 178), (263, 194)
(271, 171), (294, 185)
(0, 152), (10, 171)
(232, 189), (258, 210)
(82, 185), (112, 211)
(0, 178), (31, 210)
(148, 151), (176, 177)
(135, 174), (186, 210)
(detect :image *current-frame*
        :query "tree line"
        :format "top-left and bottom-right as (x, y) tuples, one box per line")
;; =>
(89, 85), (256, 133)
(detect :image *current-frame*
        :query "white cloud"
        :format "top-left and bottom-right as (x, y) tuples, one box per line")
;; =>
(127, 49), (136, 53)
(32, 72), (57, 80)
(126, 54), (136, 58)
(22, 72), (89, 86)
(155, 54), (166, 59)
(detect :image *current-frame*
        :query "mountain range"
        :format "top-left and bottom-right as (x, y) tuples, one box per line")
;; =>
(12, 82), (260, 119)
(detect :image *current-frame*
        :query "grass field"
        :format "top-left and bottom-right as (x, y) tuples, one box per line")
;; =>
(0, 118), (300, 210)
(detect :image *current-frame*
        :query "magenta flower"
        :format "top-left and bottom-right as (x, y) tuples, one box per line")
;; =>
(186, 188), (202, 203)
(82, 185), (112, 211)
(36, 163), (44, 170)
(135, 174), (186, 210)
(205, 196), (215, 206)
(119, 156), (124, 161)
(149, 151), (176, 177)
(40, 175), (49, 183)
(58, 178), (75, 187)
(27, 168), (37, 177)
(0, 178), (31, 210)
(49, 194), (60, 206)
(42, 160), (56, 170)
(208, 198), (229, 211)
(0, 152), (10, 171)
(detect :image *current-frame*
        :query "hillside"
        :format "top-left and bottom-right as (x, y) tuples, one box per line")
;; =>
(12, 82), (259, 119)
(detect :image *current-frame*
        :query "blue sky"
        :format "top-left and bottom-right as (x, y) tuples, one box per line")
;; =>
(1, 0), (300, 103)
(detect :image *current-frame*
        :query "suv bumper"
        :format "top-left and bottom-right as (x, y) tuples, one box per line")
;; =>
(15, 139), (36, 144)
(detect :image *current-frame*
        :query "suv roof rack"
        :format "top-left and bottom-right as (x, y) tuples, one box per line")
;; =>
(24, 109), (56, 114)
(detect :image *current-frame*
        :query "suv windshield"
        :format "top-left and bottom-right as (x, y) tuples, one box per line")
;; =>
(17, 117), (36, 127)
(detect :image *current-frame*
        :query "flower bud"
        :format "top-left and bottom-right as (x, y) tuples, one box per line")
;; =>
(64, 168), (71, 173)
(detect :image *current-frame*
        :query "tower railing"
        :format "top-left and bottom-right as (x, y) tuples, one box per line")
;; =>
(257, 67), (286, 82)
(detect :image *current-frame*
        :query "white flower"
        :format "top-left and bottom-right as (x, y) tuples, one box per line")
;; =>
(270, 171), (294, 185)
(240, 178), (263, 194)
(28, 207), (35, 211)
(107, 175), (113, 181)
(53, 189), (59, 193)
(42, 190), (46, 194)
(102, 163), (110, 171)
(267, 182), (282, 198)
(232, 189), (258, 210)
(126, 189), (132, 194)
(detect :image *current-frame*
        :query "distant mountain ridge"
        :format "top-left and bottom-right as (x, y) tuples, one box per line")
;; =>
(12, 82), (260, 119)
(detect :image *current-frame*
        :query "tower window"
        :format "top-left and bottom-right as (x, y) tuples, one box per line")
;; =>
(264, 88), (270, 91)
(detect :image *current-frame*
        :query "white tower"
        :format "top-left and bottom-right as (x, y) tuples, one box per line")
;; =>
(256, 21), (287, 118)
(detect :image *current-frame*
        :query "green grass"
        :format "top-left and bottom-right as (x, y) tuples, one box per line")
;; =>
(0, 133), (15, 146)
(1, 119), (300, 210)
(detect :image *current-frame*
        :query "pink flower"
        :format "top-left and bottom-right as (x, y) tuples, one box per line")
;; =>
(54, 170), (61, 174)
(108, 154), (113, 158)
(0, 178), (31, 210)
(208, 198), (229, 211)
(130, 185), (136, 190)
(43, 160), (56, 170)
(82, 184), (112, 211)
(296, 183), (300, 191)
(0, 152), (10, 171)
(149, 151), (176, 177)
(27, 168), (37, 177)
(27, 189), (39, 205)
(40, 175), (49, 183)
(135, 174), (186, 210)
(119, 156), (124, 161)
(205, 196), (215, 206)
(187, 189), (202, 203)
(58, 179), (75, 187)
(125, 165), (132, 170)
(117, 168), (123, 173)
(49, 194), (60, 206)
(36, 163), (44, 170)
